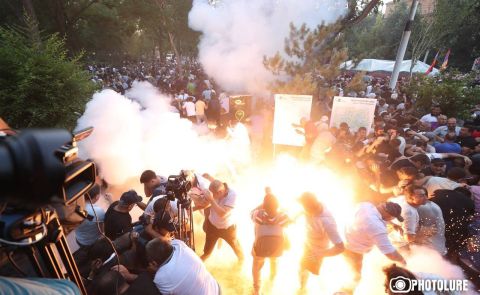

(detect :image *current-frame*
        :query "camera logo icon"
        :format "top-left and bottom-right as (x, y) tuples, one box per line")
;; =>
(390, 276), (412, 293)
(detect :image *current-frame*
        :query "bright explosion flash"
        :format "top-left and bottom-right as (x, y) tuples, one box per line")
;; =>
(198, 154), (359, 294)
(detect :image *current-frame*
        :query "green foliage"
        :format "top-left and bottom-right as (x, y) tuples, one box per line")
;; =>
(344, 0), (480, 71)
(404, 72), (480, 120)
(0, 26), (96, 129)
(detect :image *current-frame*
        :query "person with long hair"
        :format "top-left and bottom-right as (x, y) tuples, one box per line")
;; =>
(250, 189), (290, 295)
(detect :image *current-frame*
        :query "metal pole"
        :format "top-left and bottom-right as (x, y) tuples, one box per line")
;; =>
(423, 49), (430, 63)
(389, 0), (420, 90)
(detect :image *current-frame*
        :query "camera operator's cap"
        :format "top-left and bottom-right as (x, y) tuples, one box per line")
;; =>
(120, 190), (142, 205)
(384, 202), (404, 222)
(153, 213), (176, 232)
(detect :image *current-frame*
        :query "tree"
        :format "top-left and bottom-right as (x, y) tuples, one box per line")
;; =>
(403, 72), (480, 120)
(0, 24), (96, 129)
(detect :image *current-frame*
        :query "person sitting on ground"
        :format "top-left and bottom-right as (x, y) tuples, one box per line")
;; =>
(146, 237), (221, 295)
(104, 190), (142, 241)
(92, 269), (160, 295)
(75, 184), (105, 249)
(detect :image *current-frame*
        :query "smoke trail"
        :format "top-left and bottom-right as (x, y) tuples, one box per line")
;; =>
(75, 81), (250, 186)
(188, 0), (347, 94)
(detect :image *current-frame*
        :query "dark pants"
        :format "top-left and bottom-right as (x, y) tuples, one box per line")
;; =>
(201, 218), (243, 261)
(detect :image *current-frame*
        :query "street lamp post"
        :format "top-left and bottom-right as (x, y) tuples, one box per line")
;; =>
(389, 0), (420, 90)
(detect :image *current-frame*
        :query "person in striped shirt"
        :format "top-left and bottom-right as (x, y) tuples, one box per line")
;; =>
(251, 190), (290, 295)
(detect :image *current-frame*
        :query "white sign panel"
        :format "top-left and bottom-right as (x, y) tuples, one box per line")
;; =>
(330, 96), (377, 133)
(273, 94), (313, 146)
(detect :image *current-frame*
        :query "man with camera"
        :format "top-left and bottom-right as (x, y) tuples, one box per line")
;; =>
(200, 180), (244, 262)
(146, 237), (221, 295)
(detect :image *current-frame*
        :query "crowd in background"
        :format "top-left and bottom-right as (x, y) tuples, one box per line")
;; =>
(75, 58), (480, 294)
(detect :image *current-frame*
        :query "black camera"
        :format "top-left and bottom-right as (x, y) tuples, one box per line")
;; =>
(0, 128), (96, 295)
(165, 171), (192, 205)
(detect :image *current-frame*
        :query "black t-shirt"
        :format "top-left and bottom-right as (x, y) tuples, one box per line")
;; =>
(430, 189), (475, 252)
(124, 272), (161, 295)
(104, 201), (133, 241)
(456, 136), (477, 148)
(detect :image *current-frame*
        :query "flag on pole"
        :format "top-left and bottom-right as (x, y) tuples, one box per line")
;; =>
(425, 50), (440, 75)
(440, 49), (451, 71)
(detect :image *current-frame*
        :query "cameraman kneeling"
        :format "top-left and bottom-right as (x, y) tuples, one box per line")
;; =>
(146, 238), (221, 295)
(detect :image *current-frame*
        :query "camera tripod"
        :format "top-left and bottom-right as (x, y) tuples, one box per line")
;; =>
(0, 208), (86, 294)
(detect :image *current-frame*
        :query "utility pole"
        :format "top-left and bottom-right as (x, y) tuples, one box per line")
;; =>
(389, 0), (420, 90)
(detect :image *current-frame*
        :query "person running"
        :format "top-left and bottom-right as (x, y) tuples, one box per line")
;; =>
(251, 190), (290, 295)
(298, 192), (344, 291)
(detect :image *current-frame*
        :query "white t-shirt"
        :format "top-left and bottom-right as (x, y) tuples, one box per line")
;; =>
(420, 114), (438, 124)
(153, 240), (220, 295)
(183, 101), (196, 117)
(305, 208), (343, 250)
(345, 203), (396, 255)
(208, 188), (237, 229)
(76, 204), (105, 246)
(144, 196), (178, 220)
(421, 176), (461, 198)
(416, 201), (447, 255)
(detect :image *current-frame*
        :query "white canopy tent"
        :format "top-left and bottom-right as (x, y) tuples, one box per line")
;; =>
(340, 58), (439, 76)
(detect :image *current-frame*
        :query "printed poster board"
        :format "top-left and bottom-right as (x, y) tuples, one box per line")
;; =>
(272, 94), (313, 146)
(330, 96), (377, 133)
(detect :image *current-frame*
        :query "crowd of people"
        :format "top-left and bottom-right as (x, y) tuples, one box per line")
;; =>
(67, 66), (480, 295)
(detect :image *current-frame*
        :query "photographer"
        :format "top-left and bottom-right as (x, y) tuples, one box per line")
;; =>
(139, 170), (167, 210)
(146, 238), (220, 295)
(200, 180), (244, 262)
(104, 190), (142, 240)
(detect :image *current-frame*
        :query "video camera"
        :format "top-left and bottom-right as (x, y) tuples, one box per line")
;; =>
(0, 128), (96, 295)
(165, 171), (192, 206)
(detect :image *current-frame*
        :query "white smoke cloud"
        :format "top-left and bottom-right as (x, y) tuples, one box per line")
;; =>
(188, 0), (347, 94)
(75, 82), (250, 186)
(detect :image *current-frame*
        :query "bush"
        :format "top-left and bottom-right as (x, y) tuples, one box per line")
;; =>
(0, 26), (96, 129)
(404, 72), (480, 120)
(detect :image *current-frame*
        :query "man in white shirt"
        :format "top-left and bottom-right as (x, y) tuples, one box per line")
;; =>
(200, 180), (244, 262)
(389, 185), (428, 248)
(298, 193), (344, 290)
(146, 238), (220, 295)
(182, 97), (196, 123)
(416, 198), (447, 256)
(344, 202), (406, 291)
(420, 105), (441, 129)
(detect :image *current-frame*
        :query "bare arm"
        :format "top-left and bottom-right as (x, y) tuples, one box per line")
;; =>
(385, 250), (407, 265)
(319, 242), (345, 257)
